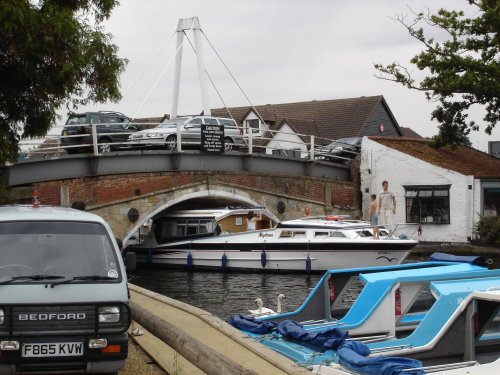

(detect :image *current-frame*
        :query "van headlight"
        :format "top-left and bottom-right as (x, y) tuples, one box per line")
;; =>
(0, 309), (4, 325)
(99, 306), (120, 323)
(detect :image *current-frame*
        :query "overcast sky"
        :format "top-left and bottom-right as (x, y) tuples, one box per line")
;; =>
(61, 0), (499, 152)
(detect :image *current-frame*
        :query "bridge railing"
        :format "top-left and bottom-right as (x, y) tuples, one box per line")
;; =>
(19, 123), (359, 164)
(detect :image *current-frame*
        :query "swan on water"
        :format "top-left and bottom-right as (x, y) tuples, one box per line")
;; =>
(248, 298), (275, 315)
(248, 294), (286, 316)
(277, 293), (286, 313)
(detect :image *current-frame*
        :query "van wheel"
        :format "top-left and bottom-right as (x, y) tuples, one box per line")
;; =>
(224, 137), (233, 152)
(98, 137), (112, 153)
(166, 135), (177, 151)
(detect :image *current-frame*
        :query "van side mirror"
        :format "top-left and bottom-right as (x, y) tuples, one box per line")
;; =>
(125, 252), (137, 271)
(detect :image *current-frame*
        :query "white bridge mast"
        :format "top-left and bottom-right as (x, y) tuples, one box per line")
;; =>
(171, 17), (211, 119)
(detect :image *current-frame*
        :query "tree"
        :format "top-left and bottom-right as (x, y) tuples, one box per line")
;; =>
(375, 0), (500, 147)
(0, 0), (127, 166)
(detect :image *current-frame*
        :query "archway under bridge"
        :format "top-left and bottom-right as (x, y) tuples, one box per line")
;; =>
(119, 186), (282, 246)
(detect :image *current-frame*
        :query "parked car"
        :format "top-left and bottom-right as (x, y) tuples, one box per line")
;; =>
(127, 116), (246, 152)
(60, 111), (139, 154)
(315, 136), (362, 162)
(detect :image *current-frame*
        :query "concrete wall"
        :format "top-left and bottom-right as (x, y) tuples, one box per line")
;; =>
(360, 138), (475, 243)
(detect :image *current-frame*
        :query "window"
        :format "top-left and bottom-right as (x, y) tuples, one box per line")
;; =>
(219, 119), (237, 127)
(245, 119), (259, 131)
(405, 185), (450, 224)
(156, 218), (215, 243)
(329, 231), (346, 238)
(102, 115), (120, 124)
(89, 114), (100, 124)
(187, 118), (203, 125)
(0, 222), (119, 280)
(314, 231), (329, 238)
(478, 303), (500, 341)
(203, 118), (218, 125)
(483, 187), (500, 217)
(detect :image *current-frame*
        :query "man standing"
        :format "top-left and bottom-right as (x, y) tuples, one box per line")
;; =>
(378, 180), (396, 234)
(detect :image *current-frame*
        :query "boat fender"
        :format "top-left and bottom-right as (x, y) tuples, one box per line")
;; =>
(395, 288), (402, 316)
(329, 279), (335, 303)
(187, 252), (193, 269)
(306, 255), (311, 275)
(221, 253), (228, 271)
(261, 250), (267, 268)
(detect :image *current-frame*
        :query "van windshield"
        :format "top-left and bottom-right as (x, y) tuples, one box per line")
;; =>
(0, 222), (120, 282)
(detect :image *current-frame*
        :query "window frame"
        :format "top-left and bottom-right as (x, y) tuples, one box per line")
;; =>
(245, 119), (260, 131)
(404, 185), (451, 224)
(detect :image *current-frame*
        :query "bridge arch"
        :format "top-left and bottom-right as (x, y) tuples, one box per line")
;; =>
(120, 184), (281, 244)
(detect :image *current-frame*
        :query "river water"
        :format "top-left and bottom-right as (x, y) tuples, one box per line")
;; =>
(130, 252), (500, 320)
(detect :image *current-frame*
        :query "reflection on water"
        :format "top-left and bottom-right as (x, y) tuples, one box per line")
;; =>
(131, 252), (500, 320)
(131, 269), (322, 319)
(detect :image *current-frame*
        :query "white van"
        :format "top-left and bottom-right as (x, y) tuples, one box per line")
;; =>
(0, 205), (134, 374)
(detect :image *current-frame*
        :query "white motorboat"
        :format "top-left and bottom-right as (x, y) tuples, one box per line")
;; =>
(128, 213), (418, 272)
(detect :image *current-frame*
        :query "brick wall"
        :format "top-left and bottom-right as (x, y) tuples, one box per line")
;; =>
(33, 171), (358, 213)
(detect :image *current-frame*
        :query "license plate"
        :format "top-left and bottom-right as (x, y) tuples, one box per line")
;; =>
(22, 342), (84, 357)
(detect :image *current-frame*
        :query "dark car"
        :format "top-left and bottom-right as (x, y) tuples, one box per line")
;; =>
(60, 111), (139, 154)
(315, 136), (362, 162)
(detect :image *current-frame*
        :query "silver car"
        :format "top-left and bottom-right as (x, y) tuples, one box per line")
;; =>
(128, 116), (246, 151)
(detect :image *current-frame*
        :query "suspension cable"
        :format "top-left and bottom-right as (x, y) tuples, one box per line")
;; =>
(200, 29), (268, 127)
(121, 30), (177, 99)
(182, 33), (238, 124)
(132, 23), (193, 119)
(199, 29), (292, 152)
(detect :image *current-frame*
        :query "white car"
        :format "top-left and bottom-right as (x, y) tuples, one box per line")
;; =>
(128, 116), (246, 151)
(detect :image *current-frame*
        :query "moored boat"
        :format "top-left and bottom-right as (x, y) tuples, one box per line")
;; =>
(128, 214), (418, 272)
(228, 255), (500, 374)
(309, 282), (500, 375)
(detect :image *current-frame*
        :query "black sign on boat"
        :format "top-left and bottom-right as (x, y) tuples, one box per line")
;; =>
(201, 124), (224, 153)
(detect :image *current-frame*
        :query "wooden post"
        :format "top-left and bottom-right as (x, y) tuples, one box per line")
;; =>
(130, 301), (259, 375)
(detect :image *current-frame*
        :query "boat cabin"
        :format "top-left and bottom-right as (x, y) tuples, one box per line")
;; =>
(131, 207), (276, 246)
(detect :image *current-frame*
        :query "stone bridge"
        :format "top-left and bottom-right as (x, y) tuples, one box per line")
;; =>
(2, 151), (360, 242)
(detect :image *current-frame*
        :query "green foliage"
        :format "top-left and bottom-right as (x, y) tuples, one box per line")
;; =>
(475, 215), (500, 243)
(375, 0), (500, 148)
(0, 0), (127, 166)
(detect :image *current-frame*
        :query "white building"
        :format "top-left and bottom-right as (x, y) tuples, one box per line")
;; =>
(361, 137), (500, 243)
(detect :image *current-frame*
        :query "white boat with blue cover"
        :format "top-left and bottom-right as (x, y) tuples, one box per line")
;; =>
(309, 280), (500, 374)
(228, 254), (500, 374)
(245, 254), (496, 335)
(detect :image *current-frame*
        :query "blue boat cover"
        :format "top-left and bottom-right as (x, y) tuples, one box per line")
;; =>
(276, 320), (349, 351)
(229, 317), (423, 374)
(227, 314), (277, 333)
(338, 342), (423, 375)
(430, 252), (490, 266)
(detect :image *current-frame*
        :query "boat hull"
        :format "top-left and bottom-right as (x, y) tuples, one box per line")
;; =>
(132, 242), (415, 272)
